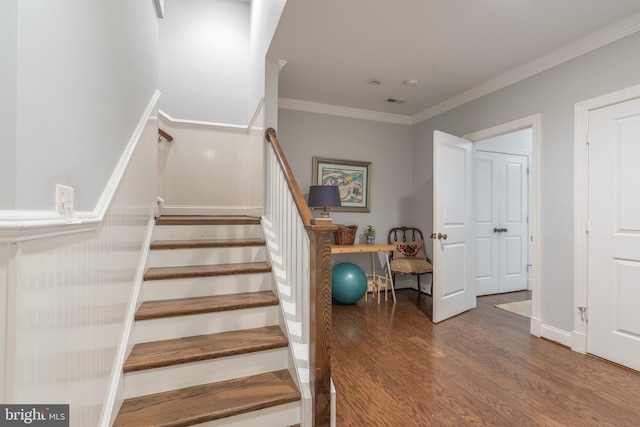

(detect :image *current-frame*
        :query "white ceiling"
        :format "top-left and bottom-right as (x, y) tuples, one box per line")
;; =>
(268, 0), (640, 122)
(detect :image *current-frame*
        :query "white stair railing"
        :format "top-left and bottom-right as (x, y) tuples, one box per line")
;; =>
(263, 128), (335, 427)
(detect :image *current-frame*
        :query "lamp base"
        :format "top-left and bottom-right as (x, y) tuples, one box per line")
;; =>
(311, 217), (333, 226)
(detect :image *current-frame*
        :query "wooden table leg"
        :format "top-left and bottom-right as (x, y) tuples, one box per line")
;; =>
(384, 253), (396, 302)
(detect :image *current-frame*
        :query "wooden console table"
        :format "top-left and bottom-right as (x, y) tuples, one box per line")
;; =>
(331, 243), (397, 302)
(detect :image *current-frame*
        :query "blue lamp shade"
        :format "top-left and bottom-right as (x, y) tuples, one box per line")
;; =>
(308, 185), (341, 217)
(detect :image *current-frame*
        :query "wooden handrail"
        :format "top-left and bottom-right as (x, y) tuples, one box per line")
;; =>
(158, 128), (174, 142)
(265, 128), (312, 225)
(264, 127), (335, 426)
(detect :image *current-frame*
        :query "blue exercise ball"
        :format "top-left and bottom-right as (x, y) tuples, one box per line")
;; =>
(332, 262), (367, 304)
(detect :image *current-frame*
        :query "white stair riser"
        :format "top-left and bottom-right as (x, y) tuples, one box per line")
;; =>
(149, 246), (266, 268)
(127, 220), (302, 426)
(197, 402), (300, 427)
(143, 273), (273, 301)
(154, 224), (262, 241)
(124, 348), (289, 398)
(135, 306), (280, 343)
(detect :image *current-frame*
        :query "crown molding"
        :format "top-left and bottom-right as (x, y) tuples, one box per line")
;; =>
(278, 98), (413, 126)
(279, 12), (640, 126)
(411, 11), (640, 124)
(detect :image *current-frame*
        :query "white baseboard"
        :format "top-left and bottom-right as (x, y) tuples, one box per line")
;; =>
(541, 323), (572, 347)
(101, 218), (155, 427)
(161, 205), (263, 217)
(530, 316), (542, 337)
(330, 379), (336, 427)
(154, 197), (165, 218)
(571, 331), (587, 354)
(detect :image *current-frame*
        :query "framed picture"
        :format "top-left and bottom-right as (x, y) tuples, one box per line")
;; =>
(312, 157), (371, 212)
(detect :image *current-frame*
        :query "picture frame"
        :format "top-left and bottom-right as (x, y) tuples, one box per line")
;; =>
(312, 156), (371, 212)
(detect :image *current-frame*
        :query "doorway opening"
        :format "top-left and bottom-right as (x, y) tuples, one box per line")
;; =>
(463, 114), (542, 336)
(473, 128), (532, 296)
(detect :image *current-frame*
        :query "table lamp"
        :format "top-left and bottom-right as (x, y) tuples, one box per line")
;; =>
(307, 185), (341, 218)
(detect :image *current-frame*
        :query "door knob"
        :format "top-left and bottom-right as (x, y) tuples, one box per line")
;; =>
(494, 227), (500, 233)
(501, 227), (508, 233)
(429, 232), (437, 239)
(437, 233), (448, 240)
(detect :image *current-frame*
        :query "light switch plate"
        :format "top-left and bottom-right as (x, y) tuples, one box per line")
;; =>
(56, 184), (74, 223)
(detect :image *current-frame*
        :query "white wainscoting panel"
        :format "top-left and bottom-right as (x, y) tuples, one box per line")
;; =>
(0, 243), (9, 403)
(158, 110), (263, 215)
(248, 100), (265, 211)
(4, 101), (158, 427)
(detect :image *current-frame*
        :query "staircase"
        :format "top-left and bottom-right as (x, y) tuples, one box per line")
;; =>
(113, 216), (301, 427)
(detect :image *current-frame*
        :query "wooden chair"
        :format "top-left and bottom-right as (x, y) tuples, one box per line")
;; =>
(388, 227), (433, 294)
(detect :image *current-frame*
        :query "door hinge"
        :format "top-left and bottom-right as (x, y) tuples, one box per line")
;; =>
(586, 131), (591, 145)
(527, 264), (532, 272)
(578, 306), (588, 322)
(527, 167), (530, 175)
(585, 222), (590, 234)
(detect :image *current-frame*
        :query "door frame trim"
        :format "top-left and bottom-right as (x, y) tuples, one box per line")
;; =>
(573, 83), (640, 354)
(464, 114), (542, 337)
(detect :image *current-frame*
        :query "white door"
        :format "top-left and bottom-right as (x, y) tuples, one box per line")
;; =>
(474, 151), (500, 295)
(433, 131), (475, 323)
(588, 97), (640, 371)
(474, 151), (528, 295)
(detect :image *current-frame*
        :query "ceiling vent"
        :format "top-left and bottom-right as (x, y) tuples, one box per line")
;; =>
(386, 98), (406, 104)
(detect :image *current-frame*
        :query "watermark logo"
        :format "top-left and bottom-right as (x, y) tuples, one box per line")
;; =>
(0, 405), (68, 426)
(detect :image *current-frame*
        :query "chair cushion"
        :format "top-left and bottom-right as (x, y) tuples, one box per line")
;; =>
(393, 240), (427, 260)
(390, 258), (433, 275)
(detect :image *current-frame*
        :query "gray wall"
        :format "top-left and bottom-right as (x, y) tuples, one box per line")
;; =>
(413, 31), (640, 332)
(8, 0), (159, 211)
(159, 0), (250, 125)
(250, 0), (287, 121)
(0, 0), (17, 210)
(277, 109), (417, 281)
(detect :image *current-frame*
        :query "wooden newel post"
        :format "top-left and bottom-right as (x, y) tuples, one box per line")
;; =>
(308, 218), (336, 426)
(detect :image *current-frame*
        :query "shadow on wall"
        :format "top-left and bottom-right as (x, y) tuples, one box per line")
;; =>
(410, 178), (433, 258)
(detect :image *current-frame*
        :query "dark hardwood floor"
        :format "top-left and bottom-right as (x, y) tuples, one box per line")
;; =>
(332, 289), (640, 426)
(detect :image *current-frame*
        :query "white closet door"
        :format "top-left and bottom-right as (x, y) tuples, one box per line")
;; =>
(588, 97), (640, 372)
(474, 151), (500, 295)
(499, 154), (528, 293)
(474, 151), (528, 295)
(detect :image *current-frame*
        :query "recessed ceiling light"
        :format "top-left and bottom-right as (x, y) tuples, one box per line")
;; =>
(366, 79), (382, 87)
(404, 79), (419, 87)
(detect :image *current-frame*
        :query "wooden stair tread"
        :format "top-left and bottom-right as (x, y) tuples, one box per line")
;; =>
(135, 291), (279, 321)
(156, 215), (261, 226)
(150, 238), (265, 250)
(124, 326), (288, 373)
(144, 261), (271, 281)
(114, 370), (300, 427)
